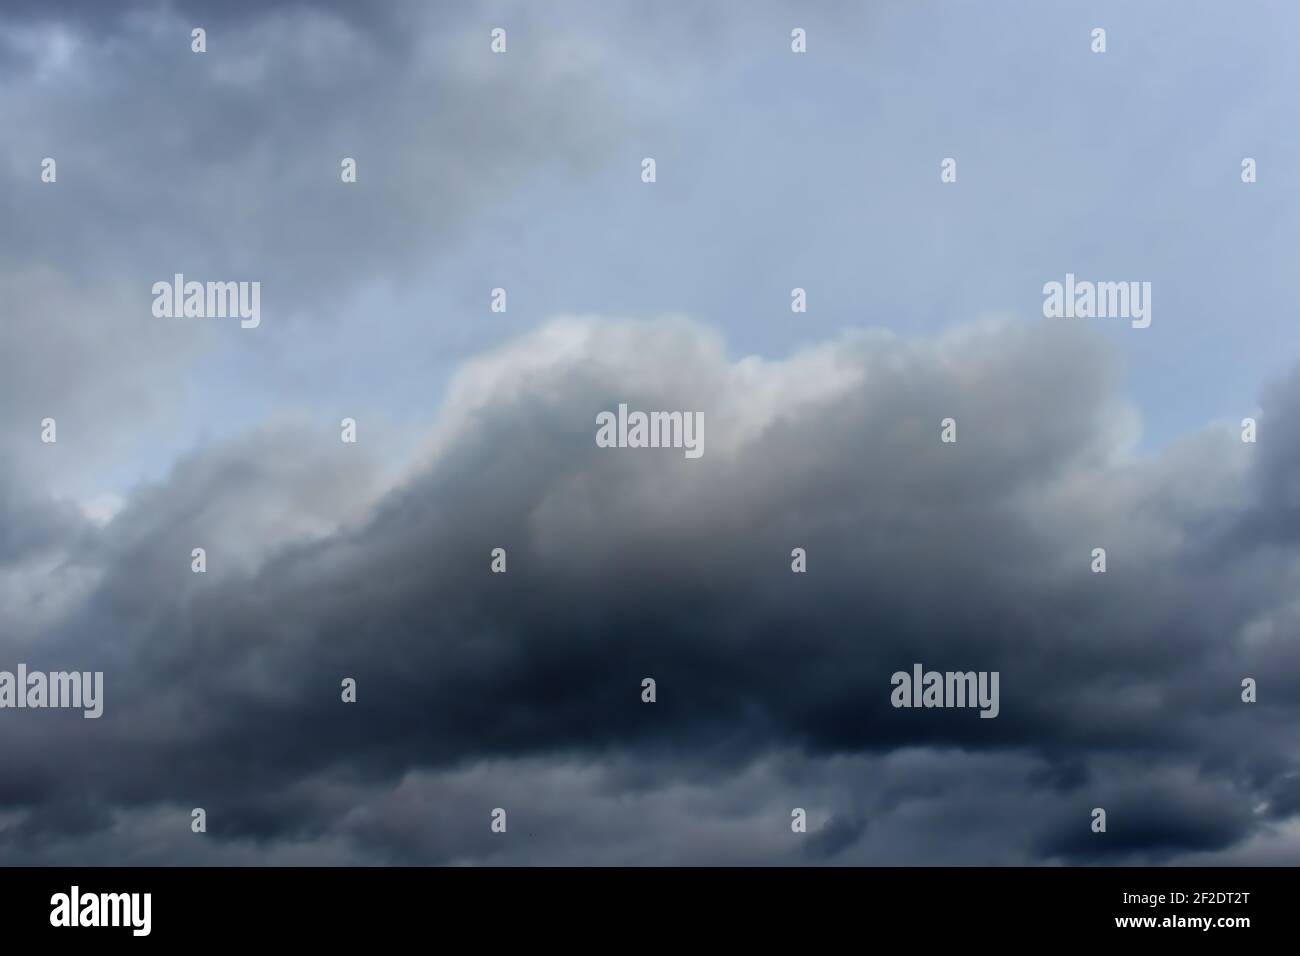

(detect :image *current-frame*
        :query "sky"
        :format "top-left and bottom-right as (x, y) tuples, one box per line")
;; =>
(0, 0), (1296, 865)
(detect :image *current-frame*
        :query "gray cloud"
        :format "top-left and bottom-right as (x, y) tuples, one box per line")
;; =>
(0, 314), (1294, 864)
(0, 2), (628, 304)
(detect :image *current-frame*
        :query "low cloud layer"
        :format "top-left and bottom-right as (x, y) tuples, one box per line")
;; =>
(1, 314), (1295, 864)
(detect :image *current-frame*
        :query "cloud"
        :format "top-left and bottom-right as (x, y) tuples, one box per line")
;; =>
(0, 0), (631, 311)
(0, 314), (1294, 864)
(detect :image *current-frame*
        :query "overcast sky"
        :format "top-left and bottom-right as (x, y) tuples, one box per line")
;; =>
(0, 0), (1296, 865)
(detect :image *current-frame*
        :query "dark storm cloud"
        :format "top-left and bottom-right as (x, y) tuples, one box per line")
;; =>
(1033, 771), (1259, 862)
(0, 477), (82, 565)
(803, 811), (869, 861)
(0, 315), (1295, 864)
